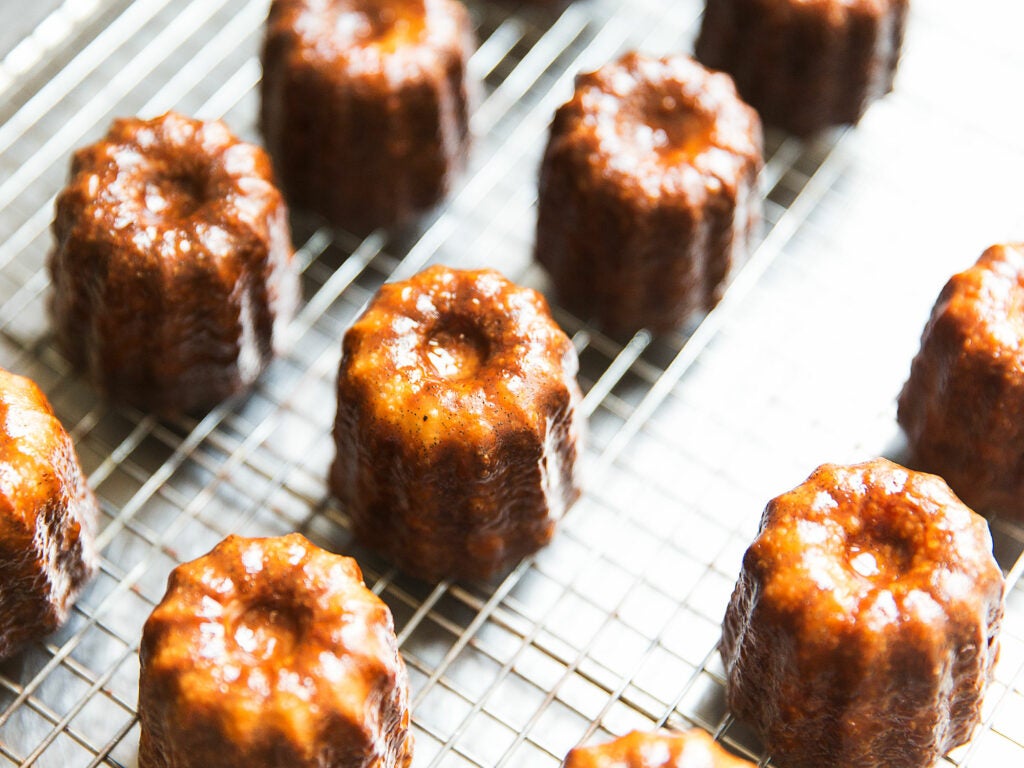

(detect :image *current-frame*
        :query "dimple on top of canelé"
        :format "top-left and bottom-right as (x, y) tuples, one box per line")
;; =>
(58, 112), (285, 268)
(747, 459), (1003, 644)
(341, 265), (578, 449)
(139, 533), (411, 766)
(564, 730), (754, 768)
(267, 0), (468, 78)
(553, 52), (761, 203)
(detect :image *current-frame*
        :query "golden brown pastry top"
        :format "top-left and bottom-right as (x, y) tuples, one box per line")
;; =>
(744, 459), (1003, 650)
(921, 243), (1024, 368)
(564, 730), (754, 768)
(266, 0), (470, 80)
(140, 533), (411, 762)
(0, 368), (98, 659)
(57, 112), (287, 267)
(0, 370), (83, 536)
(341, 265), (578, 450)
(549, 52), (761, 204)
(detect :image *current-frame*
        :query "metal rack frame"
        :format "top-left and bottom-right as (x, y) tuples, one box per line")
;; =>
(1, 0), (1023, 765)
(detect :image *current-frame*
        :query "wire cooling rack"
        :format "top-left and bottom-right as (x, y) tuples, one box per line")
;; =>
(1, 0), (1024, 765)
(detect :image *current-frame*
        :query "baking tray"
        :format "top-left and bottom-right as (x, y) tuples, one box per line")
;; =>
(1, 0), (1023, 765)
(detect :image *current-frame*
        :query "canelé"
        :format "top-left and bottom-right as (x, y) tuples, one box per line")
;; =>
(330, 265), (583, 581)
(721, 459), (1004, 768)
(899, 243), (1024, 521)
(535, 52), (762, 334)
(261, 0), (475, 232)
(49, 112), (299, 416)
(138, 533), (412, 768)
(564, 729), (754, 768)
(696, 0), (910, 136)
(0, 368), (98, 659)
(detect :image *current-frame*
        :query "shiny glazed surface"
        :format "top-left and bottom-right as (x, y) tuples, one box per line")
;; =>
(899, 243), (1024, 522)
(563, 729), (754, 768)
(48, 112), (299, 416)
(0, 368), (99, 660)
(138, 533), (413, 768)
(535, 52), (762, 334)
(261, 0), (475, 232)
(721, 459), (1005, 768)
(696, 0), (910, 136)
(330, 265), (583, 581)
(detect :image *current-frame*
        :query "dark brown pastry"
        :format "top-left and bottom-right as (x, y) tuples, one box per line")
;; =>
(48, 112), (299, 416)
(0, 368), (99, 660)
(721, 458), (1004, 768)
(330, 265), (583, 581)
(260, 0), (475, 233)
(899, 244), (1024, 521)
(696, 0), (910, 136)
(564, 729), (754, 768)
(535, 52), (762, 334)
(138, 533), (413, 768)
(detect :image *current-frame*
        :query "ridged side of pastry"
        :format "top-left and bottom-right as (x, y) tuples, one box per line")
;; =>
(898, 244), (1024, 520)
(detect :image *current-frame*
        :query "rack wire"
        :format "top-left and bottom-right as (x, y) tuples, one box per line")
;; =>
(1, 0), (1023, 765)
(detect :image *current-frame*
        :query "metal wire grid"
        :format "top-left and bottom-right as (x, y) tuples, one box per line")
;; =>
(0, 0), (1022, 765)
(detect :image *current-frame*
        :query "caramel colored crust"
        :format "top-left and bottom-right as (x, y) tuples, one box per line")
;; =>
(0, 368), (98, 660)
(535, 52), (762, 334)
(899, 244), (1024, 521)
(564, 730), (754, 768)
(138, 533), (412, 768)
(48, 112), (299, 416)
(261, 0), (474, 233)
(721, 459), (1004, 768)
(696, 0), (909, 136)
(330, 265), (583, 581)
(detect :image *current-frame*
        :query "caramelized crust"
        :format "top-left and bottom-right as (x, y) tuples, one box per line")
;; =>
(899, 244), (1024, 520)
(48, 112), (299, 416)
(261, 0), (475, 232)
(0, 368), (98, 659)
(696, 0), (910, 136)
(536, 52), (762, 334)
(138, 533), (412, 768)
(564, 730), (754, 768)
(330, 265), (583, 581)
(721, 459), (1005, 768)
